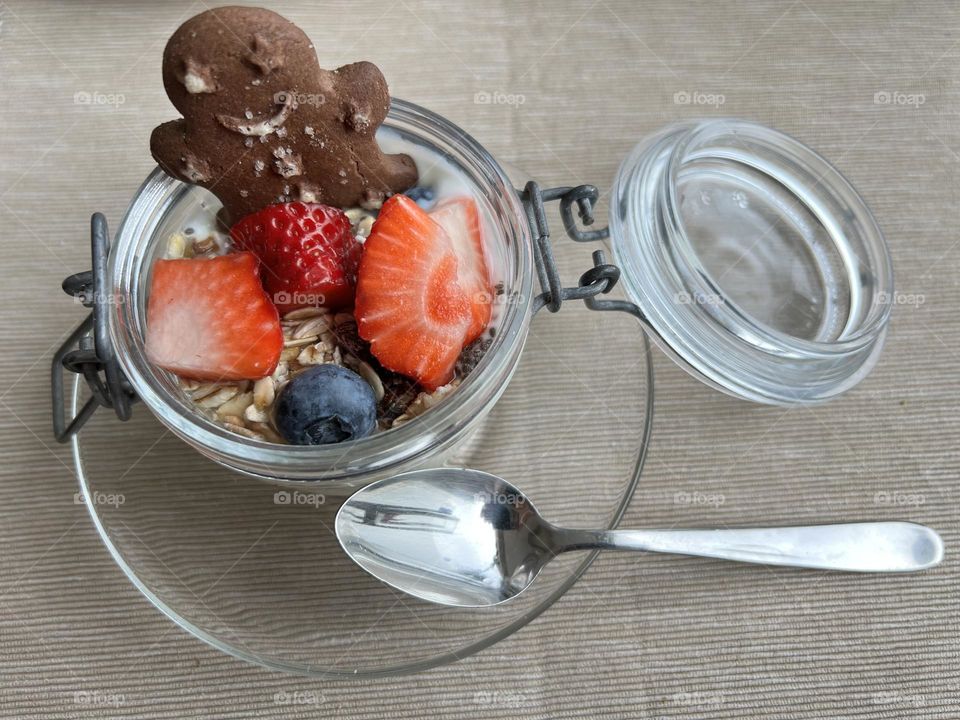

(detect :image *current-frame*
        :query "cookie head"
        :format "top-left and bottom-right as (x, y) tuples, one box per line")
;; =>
(150, 6), (418, 221)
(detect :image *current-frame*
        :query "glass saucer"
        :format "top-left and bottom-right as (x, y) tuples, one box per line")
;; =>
(72, 275), (653, 677)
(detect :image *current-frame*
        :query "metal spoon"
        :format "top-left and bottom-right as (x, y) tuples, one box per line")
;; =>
(335, 469), (944, 608)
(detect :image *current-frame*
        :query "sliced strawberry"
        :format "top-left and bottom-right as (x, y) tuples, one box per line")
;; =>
(355, 195), (472, 391)
(230, 202), (361, 312)
(429, 197), (492, 343)
(146, 252), (282, 381)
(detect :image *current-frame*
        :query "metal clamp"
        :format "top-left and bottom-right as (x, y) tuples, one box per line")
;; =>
(52, 213), (134, 443)
(520, 181), (632, 316)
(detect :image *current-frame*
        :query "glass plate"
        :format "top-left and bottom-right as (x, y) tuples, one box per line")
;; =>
(71, 243), (653, 677)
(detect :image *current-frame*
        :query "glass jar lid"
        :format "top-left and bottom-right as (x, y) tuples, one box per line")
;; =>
(610, 119), (893, 405)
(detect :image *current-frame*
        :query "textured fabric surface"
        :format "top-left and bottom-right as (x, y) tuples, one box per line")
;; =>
(2, 0), (959, 717)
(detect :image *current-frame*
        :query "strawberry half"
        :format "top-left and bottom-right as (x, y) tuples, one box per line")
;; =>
(429, 197), (493, 343)
(146, 252), (283, 381)
(230, 202), (361, 312)
(355, 195), (472, 391)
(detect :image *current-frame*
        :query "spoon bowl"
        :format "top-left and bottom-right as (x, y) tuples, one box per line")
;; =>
(335, 468), (944, 608)
(336, 469), (544, 606)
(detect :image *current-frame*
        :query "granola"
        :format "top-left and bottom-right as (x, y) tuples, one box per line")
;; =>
(391, 379), (461, 428)
(177, 304), (463, 442)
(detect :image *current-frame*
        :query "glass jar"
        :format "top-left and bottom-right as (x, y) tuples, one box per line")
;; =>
(105, 100), (536, 486)
(56, 106), (892, 486)
(611, 119), (891, 404)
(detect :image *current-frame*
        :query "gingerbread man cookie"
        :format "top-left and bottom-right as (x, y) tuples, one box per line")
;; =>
(151, 6), (418, 222)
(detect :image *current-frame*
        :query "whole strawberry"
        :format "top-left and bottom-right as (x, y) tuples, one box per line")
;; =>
(230, 202), (361, 312)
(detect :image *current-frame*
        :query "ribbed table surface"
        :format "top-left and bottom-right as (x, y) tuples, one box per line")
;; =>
(1, 1), (957, 717)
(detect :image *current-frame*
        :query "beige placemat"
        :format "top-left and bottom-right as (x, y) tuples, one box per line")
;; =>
(2, 0), (958, 717)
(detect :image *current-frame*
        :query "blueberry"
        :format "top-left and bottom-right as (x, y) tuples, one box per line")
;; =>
(274, 365), (377, 445)
(403, 185), (436, 209)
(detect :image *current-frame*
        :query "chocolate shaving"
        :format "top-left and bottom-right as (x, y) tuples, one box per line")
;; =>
(330, 317), (420, 421)
(456, 337), (492, 377)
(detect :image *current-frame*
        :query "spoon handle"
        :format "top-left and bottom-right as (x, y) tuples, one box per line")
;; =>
(554, 522), (943, 572)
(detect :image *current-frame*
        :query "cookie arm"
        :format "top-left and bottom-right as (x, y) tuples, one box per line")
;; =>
(379, 152), (419, 194)
(151, 119), (214, 186)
